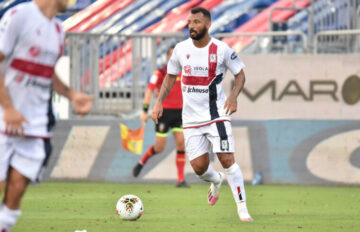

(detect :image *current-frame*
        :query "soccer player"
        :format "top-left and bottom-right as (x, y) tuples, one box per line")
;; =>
(132, 46), (189, 188)
(0, 0), (93, 231)
(152, 7), (253, 222)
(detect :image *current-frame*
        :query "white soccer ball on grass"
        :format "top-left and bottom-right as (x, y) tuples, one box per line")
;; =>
(116, 194), (143, 221)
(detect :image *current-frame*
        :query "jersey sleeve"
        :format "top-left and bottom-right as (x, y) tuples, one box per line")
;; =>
(167, 45), (181, 75)
(0, 8), (23, 57)
(224, 45), (245, 75)
(148, 70), (161, 91)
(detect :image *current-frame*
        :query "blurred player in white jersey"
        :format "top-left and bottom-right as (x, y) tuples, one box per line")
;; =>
(152, 7), (253, 222)
(0, 1), (93, 231)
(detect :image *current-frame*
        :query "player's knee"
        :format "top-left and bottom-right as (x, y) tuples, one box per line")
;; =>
(218, 154), (235, 169)
(190, 162), (207, 175)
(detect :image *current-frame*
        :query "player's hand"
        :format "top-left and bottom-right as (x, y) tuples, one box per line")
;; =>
(3, 107), (29, 136)
(71, 92), (94, 116)
(151, 101), (163, 124)
(140, 112), (148, 124)
(224, 96), (238, 115)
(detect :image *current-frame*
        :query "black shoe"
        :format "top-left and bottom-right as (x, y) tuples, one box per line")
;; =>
(132, 163), (144, 177)
(176, 181), (190, 188)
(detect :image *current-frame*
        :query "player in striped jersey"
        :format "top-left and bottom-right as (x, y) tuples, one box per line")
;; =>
(152, 7), (253, 222)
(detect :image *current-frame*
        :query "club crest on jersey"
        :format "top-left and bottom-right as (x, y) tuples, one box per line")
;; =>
(231, 52), (238, 60)
(184, 65), (191, 74)
(210, 54), (216, 63)
(220, 140), (229, 151)
(186, 54), (190, 59)
(29, 46), (41, 58)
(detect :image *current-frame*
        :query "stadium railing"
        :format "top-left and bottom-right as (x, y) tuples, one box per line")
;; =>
(314, 29), (360, 53)
(65, 32), (184, 117)
(215, 31), (308, 54)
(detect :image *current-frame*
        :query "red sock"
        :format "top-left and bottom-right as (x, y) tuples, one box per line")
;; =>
(140, 146), (155, 164)
(176, 151), (186, 182)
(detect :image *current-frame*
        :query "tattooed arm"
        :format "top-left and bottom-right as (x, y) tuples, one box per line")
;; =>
(151, 74), (177, 124)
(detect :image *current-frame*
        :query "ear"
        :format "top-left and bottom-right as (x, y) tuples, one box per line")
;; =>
(206, 20), (211, 30)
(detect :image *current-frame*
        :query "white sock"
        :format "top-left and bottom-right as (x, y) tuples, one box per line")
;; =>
(0, 203), (21, 232)
(225, 163), (247, 204)
(198, 165), (221, 184)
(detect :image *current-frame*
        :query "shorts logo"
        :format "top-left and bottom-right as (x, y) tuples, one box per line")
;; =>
(159, 123), (165, 132)
(210, 54), (216, 63)
(184, 65), (191, 74)
(231, 52), (238, 60)
(220, 140), (229, 151)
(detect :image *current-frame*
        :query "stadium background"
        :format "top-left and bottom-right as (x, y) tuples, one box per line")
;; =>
(1, 0), (358, 186)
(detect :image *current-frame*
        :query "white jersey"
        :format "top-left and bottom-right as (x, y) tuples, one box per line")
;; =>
(0, 2), (65, 138)
(167, 37), (245, 128)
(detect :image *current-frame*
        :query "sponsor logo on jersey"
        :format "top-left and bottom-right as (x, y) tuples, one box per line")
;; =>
(184, 65), (191, 74)
(231, 52), (238, 60)
(210, 54), (216, 63)
(182, 86), (187, 92)
(193, 66), (208, 71)
(25, 78), (51, 90)
(186, 87), (209, 93)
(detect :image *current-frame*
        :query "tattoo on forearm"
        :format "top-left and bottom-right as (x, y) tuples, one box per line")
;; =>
(159, 83), (170, 102)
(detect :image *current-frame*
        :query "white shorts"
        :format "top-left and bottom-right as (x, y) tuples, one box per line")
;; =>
(0, 134), (51, 182)
(183, 121), (234, 161)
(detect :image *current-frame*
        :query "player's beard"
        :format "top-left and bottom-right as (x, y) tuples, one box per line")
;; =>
(189, 26), (207, 41)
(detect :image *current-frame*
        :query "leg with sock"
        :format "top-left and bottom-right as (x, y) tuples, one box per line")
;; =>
(132, 146), (156, 177)
(225, 163), (253, 222)
(0, 203), (21, 232)
(175, 151), (189, 187)
(133, 134), (167, 177)
(197, 164), (224, 205)
(140, 145), (156, 165)
(0, 168), (30, 232)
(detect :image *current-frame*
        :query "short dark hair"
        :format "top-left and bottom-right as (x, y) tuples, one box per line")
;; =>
(190, 7), (211, 21)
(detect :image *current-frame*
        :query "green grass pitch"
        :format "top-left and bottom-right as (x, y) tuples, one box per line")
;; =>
(8, 182), (360, 232)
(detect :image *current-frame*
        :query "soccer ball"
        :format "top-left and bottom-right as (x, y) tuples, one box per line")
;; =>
(116, 194), (143, 221)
